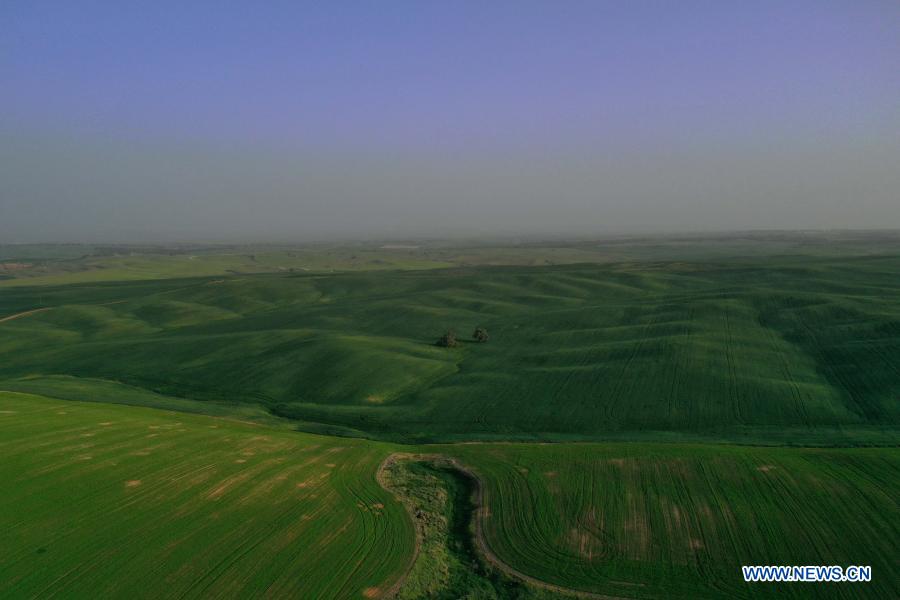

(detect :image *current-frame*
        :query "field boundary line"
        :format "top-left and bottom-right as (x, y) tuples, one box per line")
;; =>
(0, 307), (50, 323)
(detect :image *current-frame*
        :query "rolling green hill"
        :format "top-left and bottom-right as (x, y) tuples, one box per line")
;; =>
(2, 255), (899, 444)
(2, 243), (898, 598)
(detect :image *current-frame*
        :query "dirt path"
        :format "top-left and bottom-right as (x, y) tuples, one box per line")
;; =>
(375, 452), (626, 600)
(0, 307), (50, 324)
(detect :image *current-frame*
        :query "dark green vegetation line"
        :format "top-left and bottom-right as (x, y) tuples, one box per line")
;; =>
(380, 456), (557, 599)
(2, 255), (900, 445)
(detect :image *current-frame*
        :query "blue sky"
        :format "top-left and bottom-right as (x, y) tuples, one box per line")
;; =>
(2, 1), (899, 241)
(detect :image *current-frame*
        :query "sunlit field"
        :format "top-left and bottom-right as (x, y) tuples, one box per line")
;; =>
(0, 392), (412, 599)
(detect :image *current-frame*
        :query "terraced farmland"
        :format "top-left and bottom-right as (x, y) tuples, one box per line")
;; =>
(0, 392), (413, 599)
(443, 443), (900, 599)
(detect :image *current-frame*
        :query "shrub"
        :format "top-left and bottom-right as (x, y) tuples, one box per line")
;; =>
(436, 330), (458, 347)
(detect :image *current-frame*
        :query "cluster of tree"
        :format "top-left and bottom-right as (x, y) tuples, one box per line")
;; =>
(435, 328), (489, 347)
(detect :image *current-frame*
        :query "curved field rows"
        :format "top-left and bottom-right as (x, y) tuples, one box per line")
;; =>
(442, 443), (900, 599)
(0, 392), (414, 599)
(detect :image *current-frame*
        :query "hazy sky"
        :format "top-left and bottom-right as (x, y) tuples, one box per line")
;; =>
(2, 1), (899, 242)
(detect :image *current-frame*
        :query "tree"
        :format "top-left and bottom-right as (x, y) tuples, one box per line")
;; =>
(473, 327), (489, 343)
(436, 329), (458, 348)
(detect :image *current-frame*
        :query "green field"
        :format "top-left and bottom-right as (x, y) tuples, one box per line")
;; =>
(441, 443), (899, 599)
(2, 393), (896, 599)
(1, 237), (898, 598)
(0, 391), (413, 599)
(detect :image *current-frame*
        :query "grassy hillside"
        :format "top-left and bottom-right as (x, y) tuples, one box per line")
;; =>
(2, 255), (899, 443)
(445, 443), (899, 599)
(0, 392), (413, 599)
